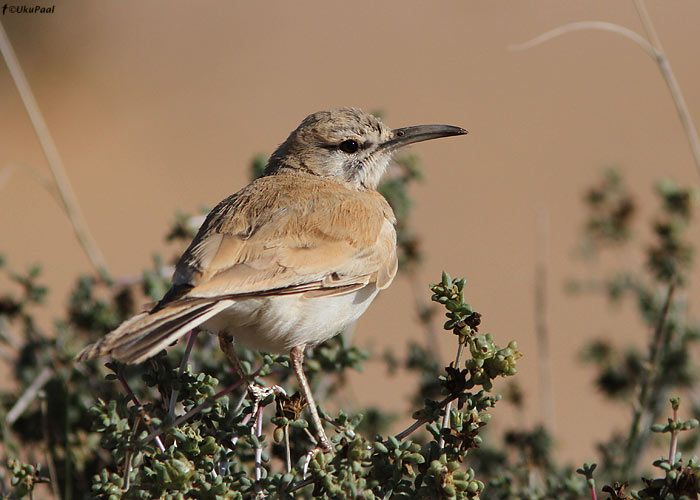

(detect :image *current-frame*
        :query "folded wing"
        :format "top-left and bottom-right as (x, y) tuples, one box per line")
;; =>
(76, 173), (397, 363)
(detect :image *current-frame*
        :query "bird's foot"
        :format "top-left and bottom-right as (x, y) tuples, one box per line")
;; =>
(302, 443), (332, 476)
(247, 383), (286, 417)
(301, 438), (334, 477)
(302, 447), (318, 477)
(318, 433), (333, 454)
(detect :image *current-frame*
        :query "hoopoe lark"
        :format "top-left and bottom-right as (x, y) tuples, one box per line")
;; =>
(77, 107), (467, 451)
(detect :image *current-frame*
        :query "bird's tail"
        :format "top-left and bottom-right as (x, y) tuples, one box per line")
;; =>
(75, 298), (234, 364)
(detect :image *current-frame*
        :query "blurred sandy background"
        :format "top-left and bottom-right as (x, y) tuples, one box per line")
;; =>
(1, 1), (699, 463)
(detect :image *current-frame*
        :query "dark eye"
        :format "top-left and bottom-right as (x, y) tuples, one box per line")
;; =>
(339, 139), (359, 154)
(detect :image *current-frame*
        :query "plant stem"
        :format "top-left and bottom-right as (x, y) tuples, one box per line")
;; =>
(254, 405), (264, 484)
(396, 391), (461, 441)
(633, 0), (700, 178)
(511, 10), (700, 179)
(168, 330), (199, 421)
(123, 415), (142, 492)
(0, 21), (109, 277)
(231, 412), (253, 447)
(6, 367), (52, 424)
(439, 341), (464, 448)
(324, 414), (356, 439)
(668, 405), (679, 464)
(284, 426), (291, 474)
(117, 374), (166, 452)
(286, 476), (314, 495)
(142, 374), (253, 445)
(509, 21), (655, 57)
(622, 282), (675, 476)
(40, 397), (60, 500)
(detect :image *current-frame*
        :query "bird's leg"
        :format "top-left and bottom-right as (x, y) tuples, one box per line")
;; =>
(218, 332), (285, 416)
(218, 332), (248, 380)
(290, 345), (333, 453)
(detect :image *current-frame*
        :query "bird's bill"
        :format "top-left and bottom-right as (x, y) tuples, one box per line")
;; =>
(379, 124), (468, 151)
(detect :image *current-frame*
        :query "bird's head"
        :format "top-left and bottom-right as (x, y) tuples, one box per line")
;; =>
(264, 107), (467, 189)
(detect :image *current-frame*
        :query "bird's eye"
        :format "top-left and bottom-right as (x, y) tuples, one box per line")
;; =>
(338, 139), (359, 154)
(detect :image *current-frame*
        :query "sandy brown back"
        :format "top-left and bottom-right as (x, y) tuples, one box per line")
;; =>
(173, 169), (398, 299)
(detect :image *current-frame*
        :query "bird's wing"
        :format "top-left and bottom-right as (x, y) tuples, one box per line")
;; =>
(173, 173), (398, 301)
(76, 173), (397, 363)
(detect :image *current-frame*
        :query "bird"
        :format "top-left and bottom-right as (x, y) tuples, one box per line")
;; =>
(76, 107), (467, 452)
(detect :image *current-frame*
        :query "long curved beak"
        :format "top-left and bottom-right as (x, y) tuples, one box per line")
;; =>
(378, 124), (468, 151)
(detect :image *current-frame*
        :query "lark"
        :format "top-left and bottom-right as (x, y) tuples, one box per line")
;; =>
(77, 107), (467, 451)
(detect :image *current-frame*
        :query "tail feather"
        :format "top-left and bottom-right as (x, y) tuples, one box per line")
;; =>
(75, 299), (234, 364)
(113, 301), (234, 363)
(89, 304), (196, 354)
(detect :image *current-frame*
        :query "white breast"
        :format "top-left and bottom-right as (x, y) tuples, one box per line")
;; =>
(201, 284), (380, 354)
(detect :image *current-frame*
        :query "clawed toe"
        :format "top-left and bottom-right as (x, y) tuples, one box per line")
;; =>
(247, 383), (286, 416)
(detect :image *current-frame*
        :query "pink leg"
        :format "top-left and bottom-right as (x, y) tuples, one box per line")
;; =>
(290, 346), (332, 452)
(218, 332), (248, 379)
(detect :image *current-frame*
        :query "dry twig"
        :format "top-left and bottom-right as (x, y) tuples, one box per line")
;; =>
(0, 21), (109, 276)
(510, 13), (700, 179)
